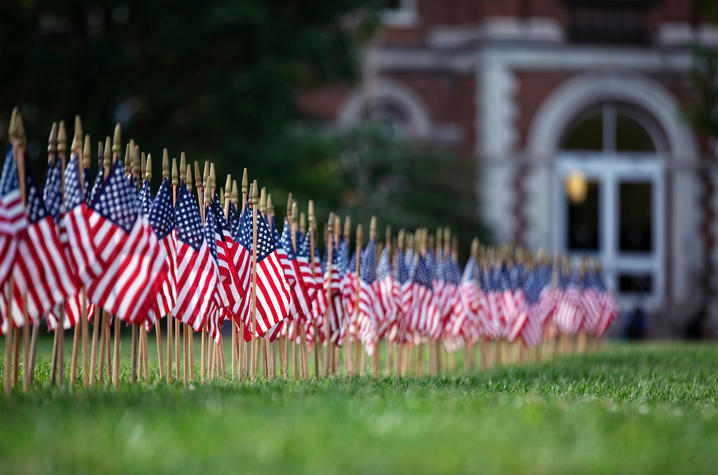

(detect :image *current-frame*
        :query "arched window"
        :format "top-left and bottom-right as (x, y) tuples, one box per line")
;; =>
(561, 102), (663, 153)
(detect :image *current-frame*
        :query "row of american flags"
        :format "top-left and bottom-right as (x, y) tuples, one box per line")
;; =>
(1, 113), (618, 390)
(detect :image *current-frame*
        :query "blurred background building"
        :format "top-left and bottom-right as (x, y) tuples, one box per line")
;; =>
(300, 0), (718, 337)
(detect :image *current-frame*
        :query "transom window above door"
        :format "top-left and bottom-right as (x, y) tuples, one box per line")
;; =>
(561, 102), (665, 153)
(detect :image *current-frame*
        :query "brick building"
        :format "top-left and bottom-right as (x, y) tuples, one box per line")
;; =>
(300, 0), (718, 336)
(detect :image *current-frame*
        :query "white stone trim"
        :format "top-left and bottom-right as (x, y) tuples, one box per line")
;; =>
(336, 78), (463, 144)
(429, 17), (564, 48)
(656, 23), (718, 47)
(381, 0), (418, 28)
(526, 74), (698, 163)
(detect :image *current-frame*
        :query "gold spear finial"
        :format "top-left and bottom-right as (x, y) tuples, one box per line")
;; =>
(369, 216), (376, 240)
(203, 161), (209, 187)
(397, 229), (405, 250)
(145, 154), (153, 180)
(209, 162), (216, 191)
(286, 192), (293, 218)
(9, 108), (17, 140)
(452, 236), (458, 258)
(471, 237), (479, 259)
(194, 161), (201, 190)
(103, 136), (111, 170)
(308, 200), (315, 225)
(250, 179), (258, 205)
(162, 149), (169, 178)
(171, 157), (178, 186)
(231, 180), (238, 205)
(47, 122), (58, 157)
(112, 123), (121, 157)
(327, 212), (334, 235)
(73, 115), (83, 147)
(385, 225), (391, 247)
(291, 201), (298, 224)
(444, 227), (450, 251)
(141, 152), (147, 178)
(133, 145), (140, 178)
(71, 116), (82, 151)
(299, 211), (306, 234)
(204, 175), (211, 203)
(267, 193), (274, 216)
(124, 143), (131, 175)
(356, 224), (363, 247)
(179, 152), (186, 181)
(57, 120), (67, 156)
(224, 174), (232, 201)
(259, 187), (267, 214)
(241, 168), (248, 195)
(343, 216), (351, 239)
(14, 111), (25, 147)
(83, 135), (91, 169)
(186, 165), (193, 192)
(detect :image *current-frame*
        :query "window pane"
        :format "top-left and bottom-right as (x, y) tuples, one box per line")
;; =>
(619, 273), (653, 294)
(567, 180), (600, 251)
(615, 113), (655, 152)
(619, 181), (652, 252)
(561, 110), (603, 151)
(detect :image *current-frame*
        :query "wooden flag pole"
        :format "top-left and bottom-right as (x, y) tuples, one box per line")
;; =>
(144, 154), (164, 380)
(80, 135), (92, 387)
(173, 158), (183, 380)
(249, 181), (259, 381)
(49, 120), (68, 387)
(383, 225), (393, 377)
(322, 213), (334, 378)
(110, 125), (122, 389)
(267, 193), (279, 379)
(191, 161), (206, 382)
(258, 188), (269, 379)
(307, 201), (320, 378)
(3, 110), (17, 394)
(289, 198), (299, 380)
(221, 173), (236, 380)
(331, 214), (341, 375)
(123, 143), (140, 385)
(369, 217), (380, 378)
(69, 117), (83, 385)
(352, 224), (362, 375)
(339, 217), (351, 374)
(298, 210), (309, 379)
(89, 142), (103, 384)
(240, 169), (248, 379)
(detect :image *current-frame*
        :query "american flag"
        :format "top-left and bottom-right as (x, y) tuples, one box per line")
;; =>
(357, 238), (381, 355)
(278, 218), (313, 332)
(147, 178), (176, 322)
(506, 264), (529, 342)
(484, 266), (504, 339)
(340, 248), (357, 338)
(207, 195), (243, 316)
(593, 271), (618, 337)
(0, 146), (21, 290)
(172, 183), (217, 331)
(447, 257), (479, 340)
(86, 160), (168, 325)
(376, 244), (397, 339)
(328, 236), (349, 344)
(522, 267), (546, 347)
(409, 254), (439, 339)
(236, 205), (291, 338)
(232, 204), (253, 337)
(554, 268), (583, 335)
(11, 161), (79, 327)
(138, 179), (153, 217)
(579, 271), (602, 334)
(228, 201), (240, 237)
(57, 155), (101, 329)
(88, 166), (104, 205)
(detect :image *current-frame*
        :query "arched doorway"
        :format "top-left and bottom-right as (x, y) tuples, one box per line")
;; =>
(555, 101), (665, 309)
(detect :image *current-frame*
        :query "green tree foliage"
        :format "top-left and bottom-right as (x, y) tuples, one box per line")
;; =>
(0, 1), (484, 247)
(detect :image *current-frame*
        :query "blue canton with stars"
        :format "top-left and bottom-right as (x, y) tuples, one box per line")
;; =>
(202, 203), (220, 261)
(336, 237), (349, 277)
(63, 155), (85, 210)
(174, 183), (204, 251)
(412, 254), (433, 289)
(0, 145), (19, 197)
(279, 218), (296, 260)
(24, 163), (49, 224)
(297, 231), (311, 260)
(395, 248), (408, 283)
(43, 159), (63, 221)
(228, 202), (240, 236)
(211, 194), (234, 239)
(90, 161), (138, 233)
(376, 245), (391, 282)
(360, 238), (376, 283)
(236, 202), (252, 251)
(88, 167), (104, 206)
(138, 180), (153, 217)
(83, 168), (92, 204)
(148, 178), (174, 240)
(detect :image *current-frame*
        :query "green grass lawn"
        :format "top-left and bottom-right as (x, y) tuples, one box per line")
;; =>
(1, 339), (717, 474)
